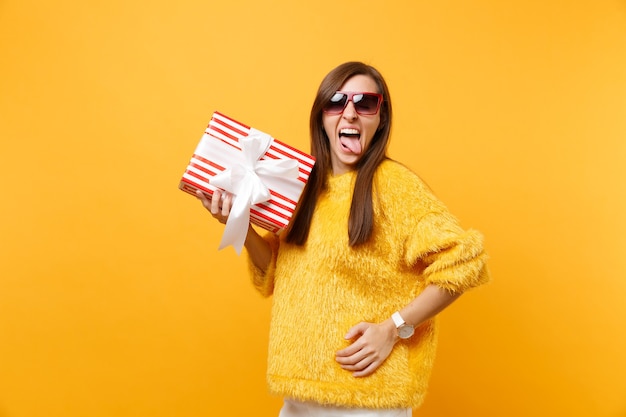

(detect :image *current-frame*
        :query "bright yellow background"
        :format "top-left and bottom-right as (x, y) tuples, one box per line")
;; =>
(1, 1), (625, 416)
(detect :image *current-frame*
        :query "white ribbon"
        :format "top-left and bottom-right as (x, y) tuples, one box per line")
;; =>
(206, 128), (300, 254)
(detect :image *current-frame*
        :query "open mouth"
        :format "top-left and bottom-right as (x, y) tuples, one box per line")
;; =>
(339, 128), (362, 154)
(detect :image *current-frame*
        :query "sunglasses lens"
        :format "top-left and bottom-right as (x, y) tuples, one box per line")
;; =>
(323, 92), (382, 114)
(324, 93), (348, 114)
(353, 94), (380, 115)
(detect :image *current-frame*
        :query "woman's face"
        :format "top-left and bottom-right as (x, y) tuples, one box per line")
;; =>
(322, 74), (381, 176)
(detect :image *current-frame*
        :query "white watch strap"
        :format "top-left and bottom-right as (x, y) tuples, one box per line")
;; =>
(391, 311), (405, 328)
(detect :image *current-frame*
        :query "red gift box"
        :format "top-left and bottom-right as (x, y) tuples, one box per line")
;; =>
(180, 111), (315, 251)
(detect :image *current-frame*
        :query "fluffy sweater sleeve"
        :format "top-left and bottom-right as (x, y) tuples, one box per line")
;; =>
(377, 161), (490, 293)
(247, 231), (280, 297)
(406, 211), (490, 293)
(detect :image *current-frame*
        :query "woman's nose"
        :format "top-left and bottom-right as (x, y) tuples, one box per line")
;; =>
(342, 100), (358, 120)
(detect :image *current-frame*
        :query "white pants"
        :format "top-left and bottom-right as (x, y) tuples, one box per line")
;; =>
(278, 399), (412, 417)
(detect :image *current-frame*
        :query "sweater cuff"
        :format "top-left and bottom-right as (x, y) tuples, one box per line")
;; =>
(422, 229), (491, 293)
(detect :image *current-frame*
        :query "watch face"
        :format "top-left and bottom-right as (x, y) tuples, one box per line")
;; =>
(398, 325), (415, 339)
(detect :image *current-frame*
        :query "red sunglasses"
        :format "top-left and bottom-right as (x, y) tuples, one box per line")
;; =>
(323, 91), (383, 115)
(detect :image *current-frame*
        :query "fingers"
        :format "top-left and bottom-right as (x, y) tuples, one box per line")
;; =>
(351, 362), (379, 378)
(335, 322), (395, 377)
(196, 189), (211, 209)
(336, 339), (375, 366)
(336, 322), (370, 357)
(221, 191), (233, 217)
(196, 188), (233, 224)
(343, 322), (368, 340)
(336, 346), (381, 377)
(336, 342), (360, 358)
(209, 189), (221, 215)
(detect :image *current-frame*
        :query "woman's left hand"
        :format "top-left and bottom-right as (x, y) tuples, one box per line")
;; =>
(335, 320), (398, 377)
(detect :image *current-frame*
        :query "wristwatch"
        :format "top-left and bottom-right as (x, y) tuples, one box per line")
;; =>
(391, 311), (415, 339)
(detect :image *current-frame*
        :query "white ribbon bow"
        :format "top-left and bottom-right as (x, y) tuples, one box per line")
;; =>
(208, 128), (299, 254)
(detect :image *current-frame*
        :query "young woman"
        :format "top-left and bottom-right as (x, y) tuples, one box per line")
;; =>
(197, 61), (490, 417)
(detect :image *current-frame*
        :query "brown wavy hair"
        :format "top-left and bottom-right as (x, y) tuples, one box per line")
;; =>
(285, 61), (393, 246)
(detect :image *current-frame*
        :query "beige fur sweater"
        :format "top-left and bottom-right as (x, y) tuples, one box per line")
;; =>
(248, 159), (490, 409)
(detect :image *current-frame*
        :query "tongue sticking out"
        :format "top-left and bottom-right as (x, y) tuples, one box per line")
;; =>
(341, 137), (362, 154)
(340, 135), (362, 154)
